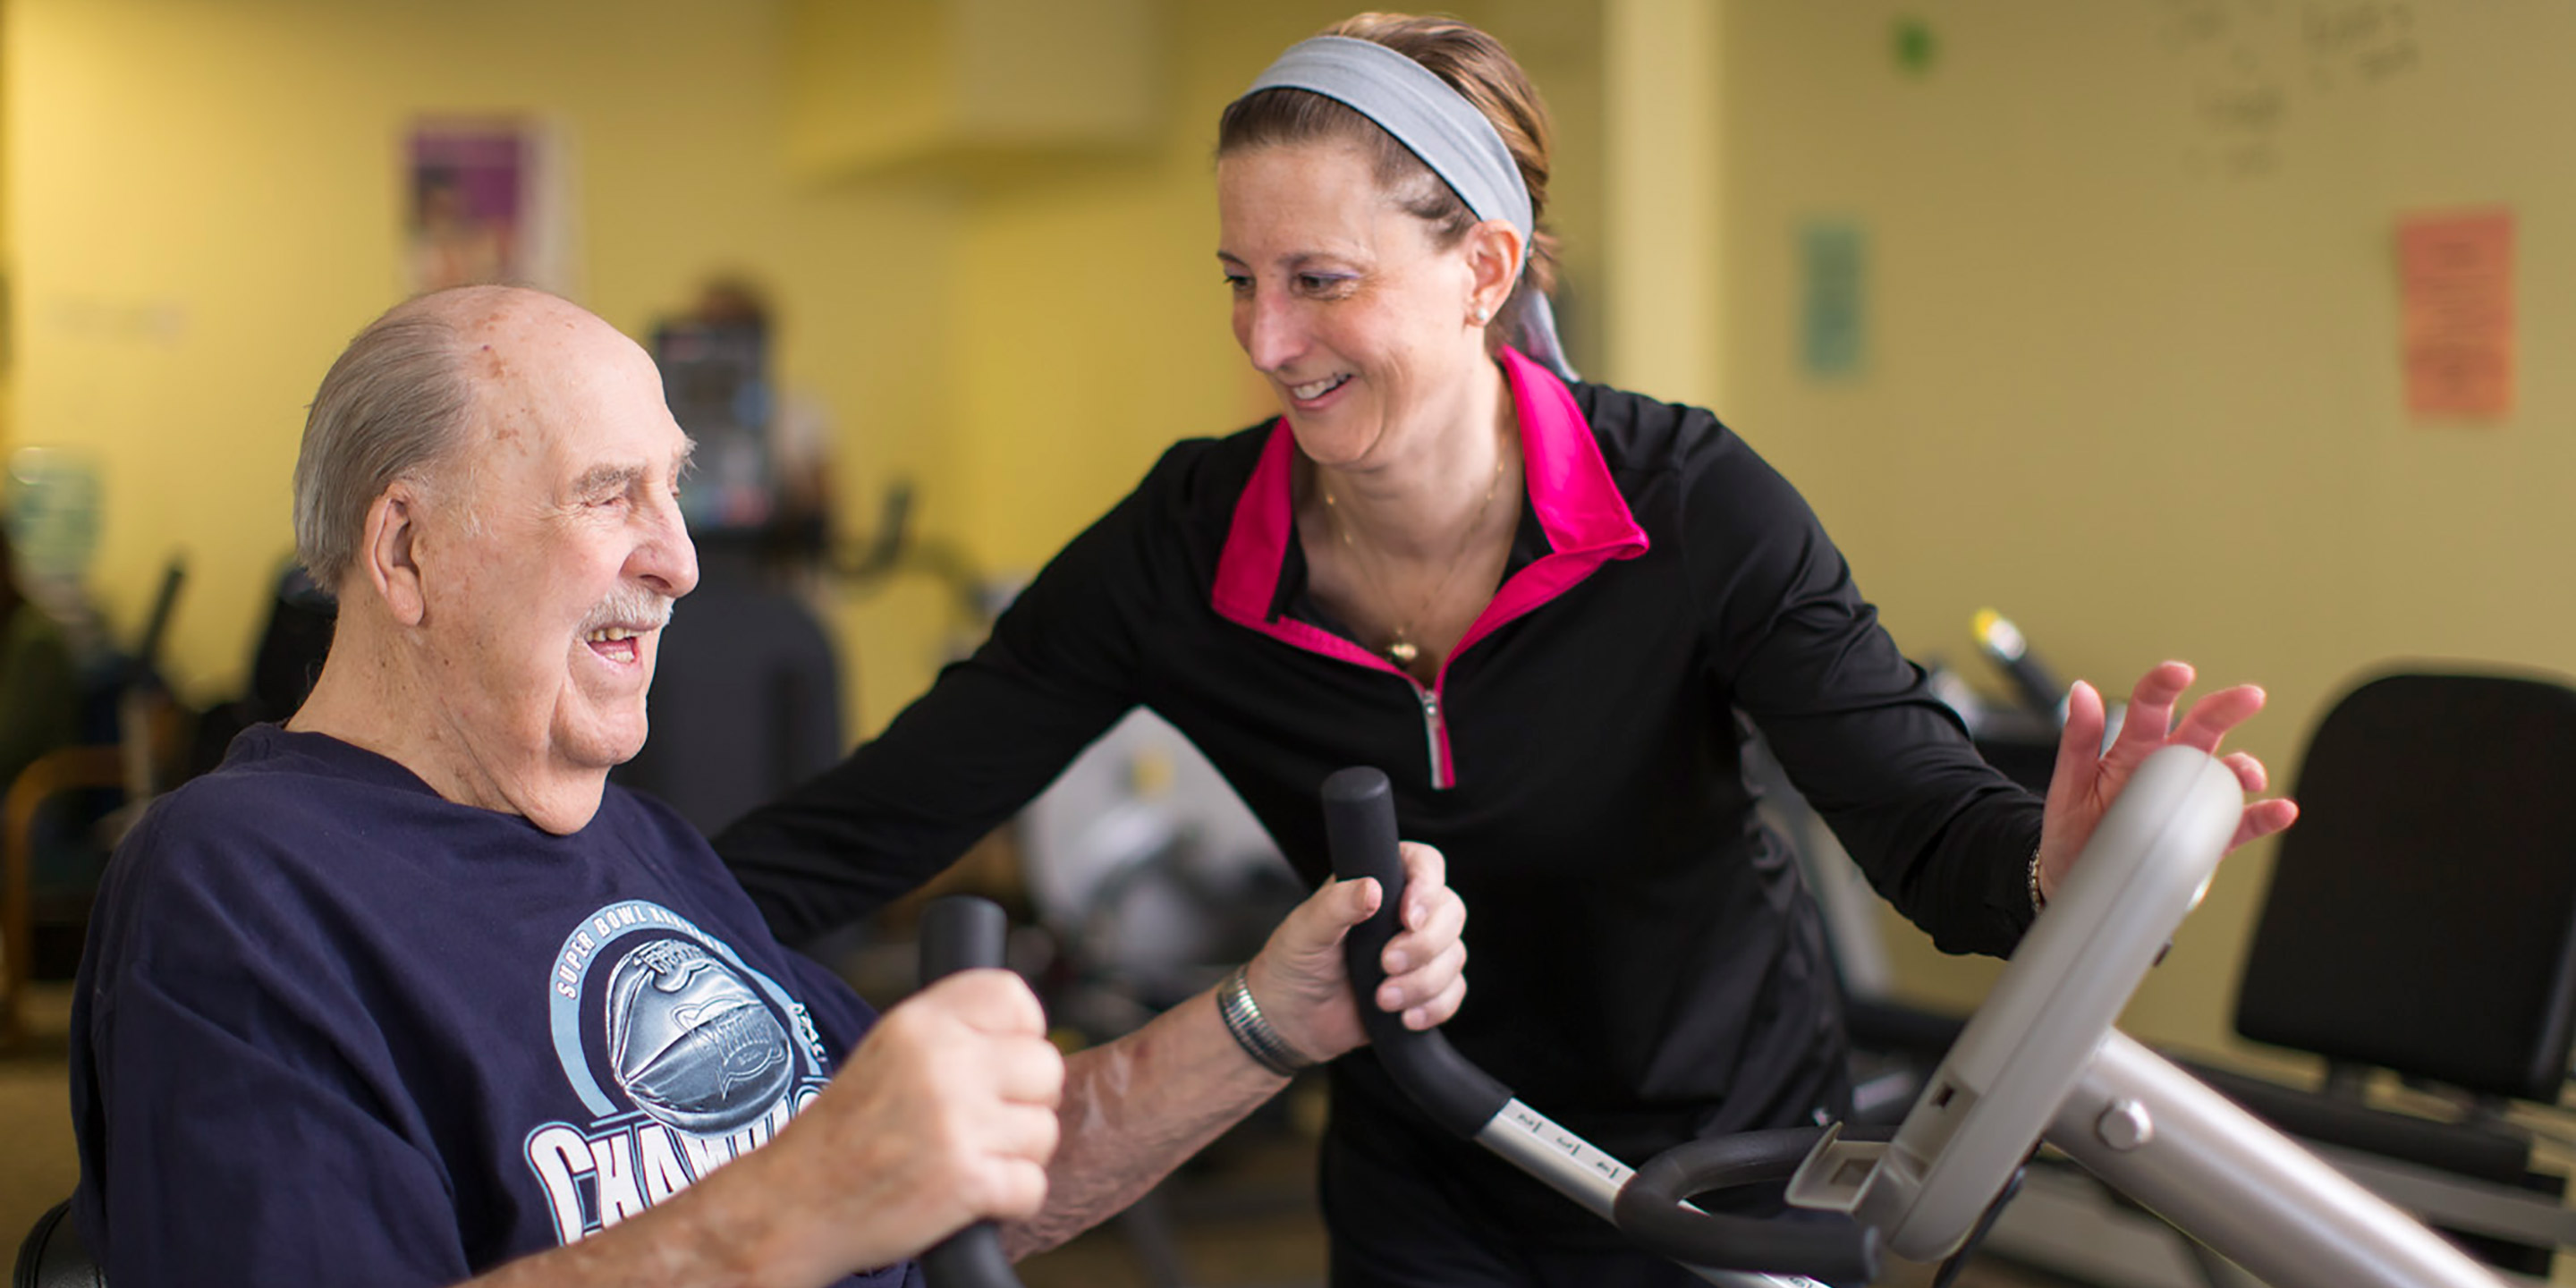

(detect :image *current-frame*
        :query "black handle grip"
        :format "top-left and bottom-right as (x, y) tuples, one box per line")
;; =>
(1611, 1128), (1883, 1282)
(921, 895), (1010, 984)
(920, 1230), (1017, 1288)
(1320, 767), (1512, 1140)
(917, 896), (1023, 1288)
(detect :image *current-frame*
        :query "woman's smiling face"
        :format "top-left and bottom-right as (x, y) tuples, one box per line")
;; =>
(1217, 140), (1494, 470)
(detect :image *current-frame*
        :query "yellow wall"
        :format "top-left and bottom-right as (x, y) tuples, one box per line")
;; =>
(1600, 0), (1722, 405)
(940, 0), (1604, 575)
(1715, 1), (2576, 1059)
(4, 0), (1596, 740)
(4, 0), (963, 733)
(0, 0), (12, 453)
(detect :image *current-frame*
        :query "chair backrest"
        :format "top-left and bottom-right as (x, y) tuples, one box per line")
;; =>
(2236, 670), (2576, 1103)
(12, 1199), (103, 1288)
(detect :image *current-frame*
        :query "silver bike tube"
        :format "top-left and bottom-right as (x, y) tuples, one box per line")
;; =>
(2049, 1033), (2507, 1288)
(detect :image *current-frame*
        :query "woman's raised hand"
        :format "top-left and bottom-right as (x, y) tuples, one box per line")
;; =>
(2037, 660), (2301, 902)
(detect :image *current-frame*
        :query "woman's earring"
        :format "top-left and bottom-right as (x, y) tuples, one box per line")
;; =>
(1472, 305), (1492, 325)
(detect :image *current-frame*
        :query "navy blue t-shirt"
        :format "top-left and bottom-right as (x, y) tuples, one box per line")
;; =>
(70, 725), (919, 1286)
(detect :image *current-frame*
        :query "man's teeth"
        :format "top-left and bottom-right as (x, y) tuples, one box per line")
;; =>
(1291, 374), (1348, 400)
(585, 627), (641, 643)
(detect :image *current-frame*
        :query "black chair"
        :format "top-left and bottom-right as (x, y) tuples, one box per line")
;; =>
(3, 555), (191, 1048)
(2224, 669), (2576, 1272)
(12, 1199), (101, 1288)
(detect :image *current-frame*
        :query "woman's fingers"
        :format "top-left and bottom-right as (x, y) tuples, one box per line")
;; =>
(2172, 684), (2267, 753)
(2104, 661), (2194, 762)
(2231, 797), (2301, 851)
(2221, 750), (2267, 794)
(2049, 679), (2107, 805)
(2035, 660), (2297, 870)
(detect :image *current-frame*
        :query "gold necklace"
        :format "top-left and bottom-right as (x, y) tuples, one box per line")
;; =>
(1321, 448), (1512, 669)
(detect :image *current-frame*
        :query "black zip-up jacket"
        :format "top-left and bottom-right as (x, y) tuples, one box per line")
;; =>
(716, 349), (2043, 1245)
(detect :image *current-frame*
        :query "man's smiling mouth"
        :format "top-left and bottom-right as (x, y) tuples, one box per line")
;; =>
(583, 626), (649, 665)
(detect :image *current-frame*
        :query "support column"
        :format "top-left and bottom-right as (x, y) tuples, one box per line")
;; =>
(1601, 0), (1723, 405)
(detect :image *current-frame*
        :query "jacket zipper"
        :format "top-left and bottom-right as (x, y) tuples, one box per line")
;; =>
(1406, 674), (1453, 789)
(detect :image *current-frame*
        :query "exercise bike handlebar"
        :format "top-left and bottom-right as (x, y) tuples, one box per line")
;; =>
(917, 896), (1026, 1288)
(1321, 767), (1512, 1138)
(1321, 767), (1879, 1284)
(1612, 1129), (1880, 1277)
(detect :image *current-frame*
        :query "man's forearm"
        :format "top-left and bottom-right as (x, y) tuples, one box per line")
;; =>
(455, 1130), (900, 1288)
(457, 1158), (774, 1288)
(1002, 984), (1289, 1258)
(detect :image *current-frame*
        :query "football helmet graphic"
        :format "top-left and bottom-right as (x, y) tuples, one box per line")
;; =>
(604, 937), (794, 1134)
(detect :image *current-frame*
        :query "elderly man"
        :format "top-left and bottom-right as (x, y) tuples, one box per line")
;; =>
(70, 286), (1468, 1286)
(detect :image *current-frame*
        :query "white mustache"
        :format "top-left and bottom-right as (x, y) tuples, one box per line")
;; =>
(579, 586), (675, 635)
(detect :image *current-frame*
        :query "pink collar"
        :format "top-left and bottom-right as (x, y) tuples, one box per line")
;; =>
(1209, 347), (1649, 677)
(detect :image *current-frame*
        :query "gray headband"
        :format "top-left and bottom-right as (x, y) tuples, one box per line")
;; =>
(1244, 36), (1577, 380)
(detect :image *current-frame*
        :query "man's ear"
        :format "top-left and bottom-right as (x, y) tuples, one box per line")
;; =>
(361, 483), (428, 628)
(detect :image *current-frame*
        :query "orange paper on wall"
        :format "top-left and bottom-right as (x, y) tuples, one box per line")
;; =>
(2398, 209), (2514, 419)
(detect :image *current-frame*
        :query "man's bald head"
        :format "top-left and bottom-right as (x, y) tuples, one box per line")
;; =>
(292, 285), (581, 592)
(282, 284), (698, 834)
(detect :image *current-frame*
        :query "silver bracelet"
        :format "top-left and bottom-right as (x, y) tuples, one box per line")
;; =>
(2028, 844), (2048, 914)
(1216, 964), (1315, 1078)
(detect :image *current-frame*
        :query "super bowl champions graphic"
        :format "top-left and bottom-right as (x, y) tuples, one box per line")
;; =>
(524, 900), (834, 1243)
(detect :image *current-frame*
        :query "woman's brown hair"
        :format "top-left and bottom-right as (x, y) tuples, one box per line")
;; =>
(1217, 13), (1559, 348)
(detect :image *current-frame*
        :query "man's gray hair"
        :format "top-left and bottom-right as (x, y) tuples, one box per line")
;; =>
(292, 301), (478, 590)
